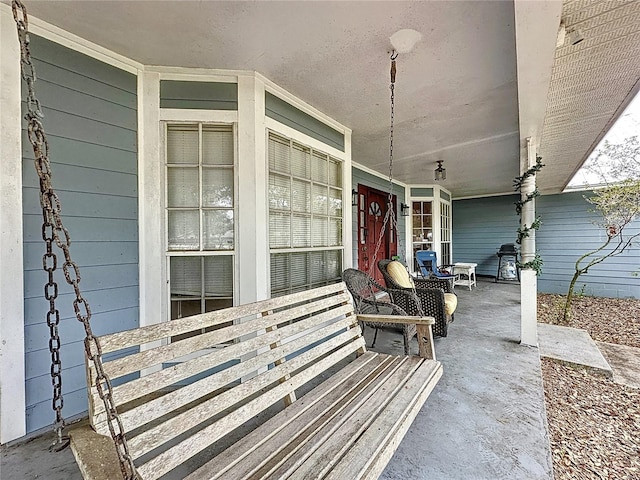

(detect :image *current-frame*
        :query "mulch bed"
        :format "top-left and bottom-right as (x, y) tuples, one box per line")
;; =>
(538, 294), (640, 348)
(538, 294), (640, 479)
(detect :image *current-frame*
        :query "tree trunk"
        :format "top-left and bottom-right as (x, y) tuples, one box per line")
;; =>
(561, 270), (581, 324)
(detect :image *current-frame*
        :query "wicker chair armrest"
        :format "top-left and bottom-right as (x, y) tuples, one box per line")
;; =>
(356, 314), (435, 326)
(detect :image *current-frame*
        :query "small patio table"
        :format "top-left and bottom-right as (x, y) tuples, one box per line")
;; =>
(453, 262), (477, 290)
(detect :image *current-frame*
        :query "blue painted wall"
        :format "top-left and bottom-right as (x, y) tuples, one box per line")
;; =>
(160, 80), (238, 110)
(265, 93), (345, 152)
(351, 167), (406, 268)
(453, 192), (640, 298)
(452, 195), (520, 277)
(22, 35), (138, 433)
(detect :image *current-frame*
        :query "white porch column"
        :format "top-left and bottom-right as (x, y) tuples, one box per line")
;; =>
(237, 75), (269, 303)
(520, 137), (538, 347)
(0, 6), (27, 443)
(138, 71), (165, 328)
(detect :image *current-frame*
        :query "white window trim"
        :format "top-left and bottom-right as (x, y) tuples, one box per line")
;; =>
(0, 7), (26, 443)
(162, 121), (239, 322)
(266, 130), (348, 295)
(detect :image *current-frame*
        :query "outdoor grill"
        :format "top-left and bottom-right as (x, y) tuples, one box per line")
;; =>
(496, 243), (519, 282)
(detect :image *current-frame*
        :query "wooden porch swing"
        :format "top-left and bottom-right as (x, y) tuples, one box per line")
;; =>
(13, 2), (442, 479)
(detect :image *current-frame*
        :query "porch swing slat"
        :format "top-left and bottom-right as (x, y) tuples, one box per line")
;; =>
(90, 313), (358, 434)
(97, 283), (348, 353)
(263, 356), (419, 480)
(183, 351), (386, 480)
(90, 306), (351, 418)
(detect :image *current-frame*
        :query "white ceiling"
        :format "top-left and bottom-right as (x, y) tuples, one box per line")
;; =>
(8, 0), (639, 197)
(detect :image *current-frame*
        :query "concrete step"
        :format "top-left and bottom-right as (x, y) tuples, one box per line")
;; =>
(537, 323), (612, 377)
(597, 342), (640, 389)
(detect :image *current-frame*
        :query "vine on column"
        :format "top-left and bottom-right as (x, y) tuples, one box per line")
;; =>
(514, 156), (544, 275)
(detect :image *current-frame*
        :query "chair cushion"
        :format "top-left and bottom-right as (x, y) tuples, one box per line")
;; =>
(444, 293), (457, 316)
(386, 261), (414, 288)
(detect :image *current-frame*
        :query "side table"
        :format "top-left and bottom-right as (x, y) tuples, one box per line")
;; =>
(453, 263), (477, 290)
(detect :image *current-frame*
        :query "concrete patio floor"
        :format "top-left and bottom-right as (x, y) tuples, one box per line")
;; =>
(375, 278), (553, 480)
(0, 278), (554, 479)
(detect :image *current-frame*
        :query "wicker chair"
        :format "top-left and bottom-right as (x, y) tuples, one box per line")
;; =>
(342, 268), (416, 355)
(377, 259), (455, 337)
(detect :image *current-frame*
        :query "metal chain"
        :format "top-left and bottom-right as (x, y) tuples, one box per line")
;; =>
(12, 2), (138, 478)
(370, 52), (401, 273)
(368, 52), (424, 317)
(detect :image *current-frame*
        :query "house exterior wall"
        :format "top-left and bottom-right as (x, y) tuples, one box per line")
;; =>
(452, 195), (520, 277)
(453, 192), (640, 298)
(3, 24), (352, 440)
(21, 35), (138, 433)
(351, 166), (406, 268)
(536, 192), (640, 299)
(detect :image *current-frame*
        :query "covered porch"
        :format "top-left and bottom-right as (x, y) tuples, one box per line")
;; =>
(1, 0), (638, 471)
(1, 279), (553, 479)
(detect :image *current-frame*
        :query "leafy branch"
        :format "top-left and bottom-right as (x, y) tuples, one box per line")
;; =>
(514, 156), (545, 274)
(517, 253), (543, 276)
(516, 216), (541, 244)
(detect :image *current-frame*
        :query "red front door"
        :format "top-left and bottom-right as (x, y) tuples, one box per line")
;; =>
(357, 185), (397, 285)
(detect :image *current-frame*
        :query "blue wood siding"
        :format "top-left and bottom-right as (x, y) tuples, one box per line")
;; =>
(22, 35), (138, 433)
(411, 187), (434, 197)
(536, 192), (640, 298)
(265, 93), (345, 152)
(160, 80), (238, 110)
(350, 167), (406, 267)
(452, 192), (640, 298)
(452, 195), (520, 277)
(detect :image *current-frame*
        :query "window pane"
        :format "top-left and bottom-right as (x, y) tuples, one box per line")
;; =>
(204, 256), (233, 297)
(326, 250), (342, 280)
(328, 218), (342, 246)
(203, 168), (233, 207)
(168, 210), (200, 250)
(310, 251), (325, 284)
(292, 215), (310, 248)
(270, 254), (289, 294)
(167, 167), (199, 207)
(328, 158), (342, 187)
(328, 188), (342, 216)
(171, 299), (202, 320)
(312, 152), (328, 183)
(203, 210), (234, 250)
(292, 179), (310, 213)
(167, 125), (198, 164)
(269, 135), (290, 173)
(290, 253), (308, 289)
(269, 174), (290, 211)
(170, 256), (201, 297)
(269, 213), (291, 248)
(291, 143), (310, 179)
(312, 185), (328, 215)
(312, 216), (328, 247)
(202, 126), (233, 165)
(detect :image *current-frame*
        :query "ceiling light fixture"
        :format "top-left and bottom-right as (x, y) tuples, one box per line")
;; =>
(390, 29), (422, 54)
(567, 28), (584, 45)
(400, 203), (410, 216)
(557, 21), (584, 47)
(434, 160), (446, 181)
